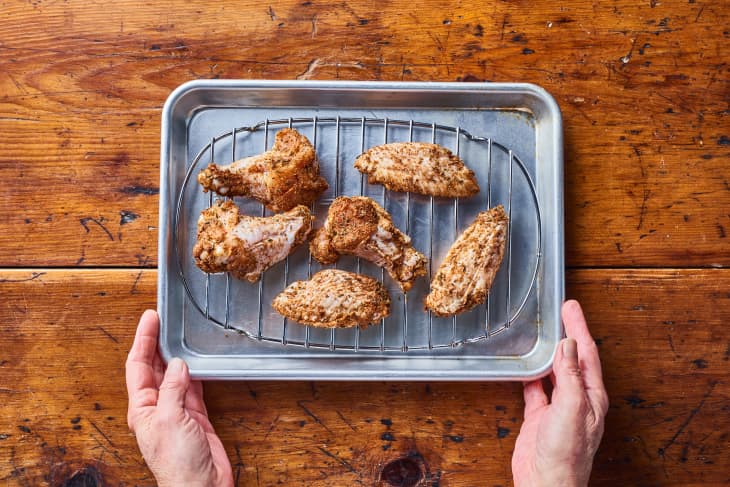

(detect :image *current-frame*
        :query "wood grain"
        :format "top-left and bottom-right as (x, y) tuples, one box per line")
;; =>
(0, 269), (727, 486)
(0, 0), (728, 267)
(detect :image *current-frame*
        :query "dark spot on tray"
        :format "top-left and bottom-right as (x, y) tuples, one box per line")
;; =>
(381, 418), (392, 426)
(149, 44), (161, 51)
(359, 19), (369, 25)
(380, 457), (423, 487)
(511, 33), (526, 43)
(497, 427), (510, 439)
(72, 424), (82, 430)
(447, 435), (463, 443)
(522, 48), (535, 54)
(381, 432), (395, 441)
(70, 416), (81, 424)
(94, 403), (102, 410)
(718, 135), (730, 145)
(443, 19), (451, 25)
(474, 24), (484, 37)
(18, 425), (31, 433)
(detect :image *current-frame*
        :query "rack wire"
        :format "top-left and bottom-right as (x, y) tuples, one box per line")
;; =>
(175, 117), (542, 352)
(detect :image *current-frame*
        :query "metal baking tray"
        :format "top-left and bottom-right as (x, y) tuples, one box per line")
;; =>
(158, 80), (563, 380)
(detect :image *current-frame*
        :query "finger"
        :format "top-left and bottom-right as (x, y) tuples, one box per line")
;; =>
(562, 300), (608, 413)
(552, 338), (587, 413)
(126, 310), (161, 413)
(523, 380), (548, 415)
(184, 380), (209, 417)
(152, 352), (165, 389)
(157, 357), (190, 416)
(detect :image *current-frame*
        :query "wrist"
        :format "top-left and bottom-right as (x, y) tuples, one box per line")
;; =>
(535, 466), (588, 487)
(156, 473), (217, 487)
(514, 462), (588, 487)
(158, 479), (214, 487)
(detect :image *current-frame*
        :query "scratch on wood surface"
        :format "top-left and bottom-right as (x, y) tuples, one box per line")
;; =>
(336, 410), (357, 432)
(297, 58), (323, 79)
(297, 400), (332, 433)
(317, 446), (359, 475)
(130, 270), (143, 295)
(637, 189), (652, 230)
(659, 380), (717, 456)
(80, 217), (114, 241)
(0, 272), (46, 283)
(97, 326), (119, 343)
(263, 414), (280, 440)
(89, 420), (115, 448)
(296, 58), (365, 79)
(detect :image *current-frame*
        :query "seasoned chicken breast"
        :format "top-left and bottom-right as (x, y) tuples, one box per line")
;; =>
(425, 205), (508, 317)
(310, 196), (427, 292)
(272, 269), (391, 328)
(193, 199), (313, 282)
(354, 142), (479, 197)
(197, 128), (328, 212)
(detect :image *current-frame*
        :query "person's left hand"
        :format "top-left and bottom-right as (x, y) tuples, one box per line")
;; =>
(125, 310), (233, 487)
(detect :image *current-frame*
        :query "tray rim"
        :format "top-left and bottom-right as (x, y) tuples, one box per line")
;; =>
(158, 79), (564, 381)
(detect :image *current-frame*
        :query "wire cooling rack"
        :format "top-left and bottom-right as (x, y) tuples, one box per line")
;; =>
(174, 117), (541, 352)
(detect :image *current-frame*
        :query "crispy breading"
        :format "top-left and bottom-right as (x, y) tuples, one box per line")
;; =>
(309, 196), (427, 292)
(272, 269), (391, 328)
(354, 142), (479, 197)
(193, 199), (313, 282)
(197, 128), (328, 212)
(425, 205), (508, 316)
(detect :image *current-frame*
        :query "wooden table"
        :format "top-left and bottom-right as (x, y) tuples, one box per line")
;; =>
(1, 1), (728, 485)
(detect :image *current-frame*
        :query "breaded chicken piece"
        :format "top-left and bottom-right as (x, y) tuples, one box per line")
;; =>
(272, 269), (390, 328)
(197, 128), (328, 212)
(425, 205), (508, 316)
(354, 142), (479, 197)
(193, 199), (313, 282)
(310, 196), (427, 292)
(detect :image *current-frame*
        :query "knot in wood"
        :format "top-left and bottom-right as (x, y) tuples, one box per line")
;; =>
(380, 457), (423, 487)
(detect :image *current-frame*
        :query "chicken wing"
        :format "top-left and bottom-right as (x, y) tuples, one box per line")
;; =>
(272, 269), (390, 328)
(193, 199), (313, 282)
(425, 205), (508, 317)
(197, 128), (328, 212)
(354, 142), (479, 197)
(310, 196), (427, 292)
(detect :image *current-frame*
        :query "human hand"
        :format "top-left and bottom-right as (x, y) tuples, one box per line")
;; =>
(125, 310), (233, 487)
(512, 300), (609, 487)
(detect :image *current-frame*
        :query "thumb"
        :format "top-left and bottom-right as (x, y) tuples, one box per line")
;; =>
(157, 358), (190, 414)
(553, 338), (587, 411)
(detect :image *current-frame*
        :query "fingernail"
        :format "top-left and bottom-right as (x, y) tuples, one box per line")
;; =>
(563, 339), (578, 359)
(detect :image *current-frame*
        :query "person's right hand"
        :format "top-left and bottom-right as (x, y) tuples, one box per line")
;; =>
(126, 310), (233, 487)
(512, 300), (609, 487)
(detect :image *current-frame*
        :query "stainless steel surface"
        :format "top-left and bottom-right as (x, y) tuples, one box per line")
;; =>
(158, 80), (564, 380)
